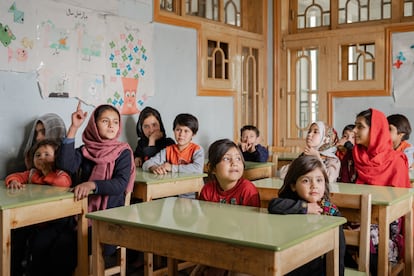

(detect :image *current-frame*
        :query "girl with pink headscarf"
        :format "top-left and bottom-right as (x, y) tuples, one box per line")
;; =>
(57, 101), (135, 258)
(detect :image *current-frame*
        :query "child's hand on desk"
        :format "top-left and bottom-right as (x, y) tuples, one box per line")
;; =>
(150, 163), (172, 175)
(73, 181), (95, 201)
(307, 202), (323, 214)
(7, 180), (25, 190)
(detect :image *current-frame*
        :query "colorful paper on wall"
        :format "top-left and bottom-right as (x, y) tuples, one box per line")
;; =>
(0, 0), (154, 113)
(0, 0), (38, 72)
(105, 16), (153, 115)
(392, 31), (414, 106)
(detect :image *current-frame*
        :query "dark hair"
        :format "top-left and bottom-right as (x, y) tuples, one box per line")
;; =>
(94, 105), (120, 122)
(356, 109), (372, 127)
(387, 114), (412, 141)
(342, 124), (355, 135)
(207, 138), (244, 181)
(29, 139), (60, 169)
(240, 125), (260, 137)
(136, 106), (167, 140)
(173, 113), (199, 134)
(278, 155), (330, 201)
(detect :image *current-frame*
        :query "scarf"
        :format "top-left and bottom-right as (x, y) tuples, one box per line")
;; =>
(353, 108), (410, 187)
(313, 121), (338, 158)
(82, 105), (136, 212)
(24, 113), (66, 168)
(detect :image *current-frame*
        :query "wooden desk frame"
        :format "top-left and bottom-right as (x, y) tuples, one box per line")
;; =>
(242, 164), (272, 181)
(91, 217), (341, 276)
(134, 177), (204, 202)
(0, 196), (88, 276)
(133, 173), (206, 275)
(253, 178), (414, 276)
(374, 198), (413, 275)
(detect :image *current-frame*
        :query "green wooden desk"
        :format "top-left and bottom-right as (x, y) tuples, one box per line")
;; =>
(243, 161), (274, 180)
(134, 168), (207, 201)
(253, 177), (414, 276)
(134, 168), (207, 275)
(88, 197), (345, 276)
(0, 183), (88, 276)
(276, 152), (299, 169)
(204, 160), (274, 181)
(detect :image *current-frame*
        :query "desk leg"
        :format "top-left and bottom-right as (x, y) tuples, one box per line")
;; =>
(1, 210), (11, 276)
(167, 258), (178, 276)
(377, 207), (389, 276)
(75, 198), (88, 276)
(404, 204), (413, 275)
(92, 220), (105, 276)
(144, 252), (154, 276)
(325, 228), (340, 276)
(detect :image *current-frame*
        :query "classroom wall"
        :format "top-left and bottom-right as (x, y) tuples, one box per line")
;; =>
(0, 0), (234, 178)
(333, 96), (414, 146)
(3, 0), (409, 179)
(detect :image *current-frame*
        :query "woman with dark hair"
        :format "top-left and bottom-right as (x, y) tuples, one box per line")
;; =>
(134, 106), (174, 167)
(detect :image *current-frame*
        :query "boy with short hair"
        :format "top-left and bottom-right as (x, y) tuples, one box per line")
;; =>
(142, 113), (204, 174)
(239, 125), (269, 162)
(387, 114), (414, 168)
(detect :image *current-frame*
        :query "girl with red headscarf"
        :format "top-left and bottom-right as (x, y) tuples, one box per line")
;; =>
(353, 108), (410, 275)
(353, 108), (410, 187)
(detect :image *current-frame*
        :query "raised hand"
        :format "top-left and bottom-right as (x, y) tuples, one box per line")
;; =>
(67, 100), (88, 138)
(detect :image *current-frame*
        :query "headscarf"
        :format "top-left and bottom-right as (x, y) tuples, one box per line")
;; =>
(136, 106), (167, 141)
(82, 105), (136, 212)
(24, 113), (66, 168)
(353, 108), (410, 187)
(312, 121), (338, 158)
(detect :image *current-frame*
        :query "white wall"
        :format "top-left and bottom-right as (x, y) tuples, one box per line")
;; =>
(0, 0), (233, 178)
(333, 96), (414, 145)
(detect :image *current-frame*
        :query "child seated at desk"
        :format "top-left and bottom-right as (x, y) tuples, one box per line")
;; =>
(23, 113), (66, 169)
(268, 155), (345, 276)
(200, 138), (260, 207)
(6, 139), (75, 275)
(6, 139), (71, 188)
(353, 108), (410, 274)
(134, 106), (175, 167)
(336, 124), (356, 183)
(142, 113), (204, 174)
(279, 121), (340, 183)
(193, 138), (259, 276)
(387, 113), (414, 168)
(238, 125), (269, 162)
(56, 102), (136, 265)
(353, 109), (410, 188)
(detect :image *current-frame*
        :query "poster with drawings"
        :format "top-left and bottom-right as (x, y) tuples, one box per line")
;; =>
(0, 0), (153, 114)
(0, 0), (39, 72)
(392, 31), (414, 106)
(36, 0), (105, 101)
(105, 16), (153, 115)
